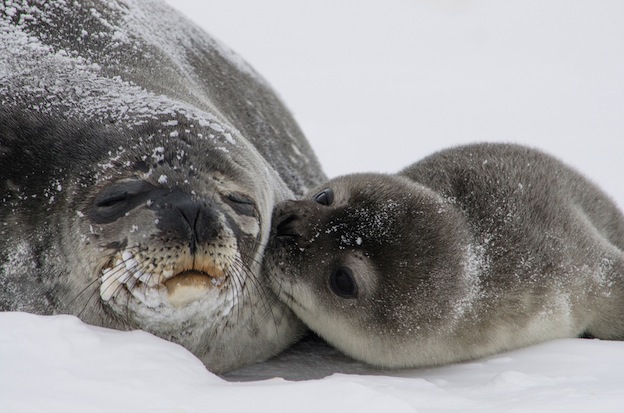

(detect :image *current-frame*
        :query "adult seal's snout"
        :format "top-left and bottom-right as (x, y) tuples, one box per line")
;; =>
(155, 195), (222, 251)
(0, 0), (326, 373)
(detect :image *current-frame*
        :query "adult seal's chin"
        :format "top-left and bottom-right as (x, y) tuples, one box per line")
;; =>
(1, 0), (324, 373)
(163, 271), (220, 308)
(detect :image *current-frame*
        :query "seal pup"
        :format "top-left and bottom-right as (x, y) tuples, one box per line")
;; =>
(0, 0), (325, 373)
(268, 143), (624, 369)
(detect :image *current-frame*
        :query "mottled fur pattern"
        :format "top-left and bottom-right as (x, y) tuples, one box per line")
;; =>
(268, 143), (624, 369)
(1, 0), (325, 373)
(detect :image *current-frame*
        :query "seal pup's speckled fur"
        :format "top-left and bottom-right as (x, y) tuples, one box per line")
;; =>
(268, 143), (624, 369)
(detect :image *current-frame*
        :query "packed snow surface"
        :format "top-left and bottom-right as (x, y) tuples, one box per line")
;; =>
(1, 313), (624, 413)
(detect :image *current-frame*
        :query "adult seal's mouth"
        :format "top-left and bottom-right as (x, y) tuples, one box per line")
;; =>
(164, 270), (224, 307)
(100, 248), (229, 309)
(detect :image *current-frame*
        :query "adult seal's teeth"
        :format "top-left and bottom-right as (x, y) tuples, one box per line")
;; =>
(211, 277), (225, 287)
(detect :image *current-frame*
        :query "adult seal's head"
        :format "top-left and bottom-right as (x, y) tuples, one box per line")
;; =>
(268, 143), (624, 369)
(0, 0), (325, 373)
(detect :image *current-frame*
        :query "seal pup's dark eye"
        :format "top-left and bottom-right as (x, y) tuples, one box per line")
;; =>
(329, 266), (358, 299)
(314, 188), (334, 206)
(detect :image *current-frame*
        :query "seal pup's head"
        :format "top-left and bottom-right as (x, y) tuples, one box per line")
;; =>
(267, 173), (482, 369)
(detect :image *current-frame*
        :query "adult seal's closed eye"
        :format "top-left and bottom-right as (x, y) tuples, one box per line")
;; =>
(268, 143), (624, 369)
(0, 0), (325, 373)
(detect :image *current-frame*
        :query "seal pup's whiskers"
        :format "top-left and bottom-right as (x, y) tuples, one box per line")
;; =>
(266, 143), (624, 370)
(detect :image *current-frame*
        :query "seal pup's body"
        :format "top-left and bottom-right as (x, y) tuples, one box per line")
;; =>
(0, 0), (325, 373)
(268, 143), (624, 369)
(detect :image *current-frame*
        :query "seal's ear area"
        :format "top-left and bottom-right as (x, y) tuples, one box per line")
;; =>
(329, 266), (358, 299)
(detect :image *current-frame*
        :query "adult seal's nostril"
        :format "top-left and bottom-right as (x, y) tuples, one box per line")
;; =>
(160, 197), (221, 254)
(0, 0), (327, 374)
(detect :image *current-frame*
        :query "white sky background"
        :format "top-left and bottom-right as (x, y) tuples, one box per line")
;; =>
(166, 0), (624, 207)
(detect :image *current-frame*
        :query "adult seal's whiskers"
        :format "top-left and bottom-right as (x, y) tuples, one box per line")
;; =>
(0, 0), (325, 373)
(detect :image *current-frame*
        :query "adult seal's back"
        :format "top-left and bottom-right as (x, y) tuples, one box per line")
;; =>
(268, 143), (624, 369)
(0, 0), (325, 373)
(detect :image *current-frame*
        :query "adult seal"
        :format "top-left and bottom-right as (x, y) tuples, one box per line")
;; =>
(0, 0), (326, 373)
(268, 143), (624, 369)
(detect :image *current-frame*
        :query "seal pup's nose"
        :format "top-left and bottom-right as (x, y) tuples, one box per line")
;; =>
(274, 212), (301, 239)
(272, 200), (303, 239)
(271, 200), (323, 244)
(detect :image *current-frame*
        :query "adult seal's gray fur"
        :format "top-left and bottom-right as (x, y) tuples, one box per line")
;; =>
(268, 143), (624, 369)
(0, 0), (326, 373)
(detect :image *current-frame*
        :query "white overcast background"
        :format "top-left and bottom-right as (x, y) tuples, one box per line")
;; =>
(170, 0), (624, 207)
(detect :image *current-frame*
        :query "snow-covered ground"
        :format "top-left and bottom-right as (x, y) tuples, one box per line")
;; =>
(2, 1), (624, 412)
(2, 312), (624, 412)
